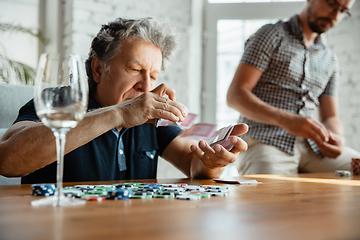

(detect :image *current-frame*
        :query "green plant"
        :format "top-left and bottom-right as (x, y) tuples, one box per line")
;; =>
(0, 23), (49, 85)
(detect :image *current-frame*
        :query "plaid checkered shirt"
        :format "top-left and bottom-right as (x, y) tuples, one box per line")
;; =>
(238, 15), (340, 157)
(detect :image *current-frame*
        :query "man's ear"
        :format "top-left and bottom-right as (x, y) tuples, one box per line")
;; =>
(91, 57), (102, 83)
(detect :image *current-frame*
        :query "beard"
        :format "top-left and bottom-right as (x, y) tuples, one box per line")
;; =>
(307, 7), (335, 34)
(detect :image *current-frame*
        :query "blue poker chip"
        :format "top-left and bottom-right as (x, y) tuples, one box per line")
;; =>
(200, 185), (229, 190)
(143, 184), (163, 190)
(31, 184), (56, 196)
(107, 189), (132, 200)
(162, 187), (185, 192)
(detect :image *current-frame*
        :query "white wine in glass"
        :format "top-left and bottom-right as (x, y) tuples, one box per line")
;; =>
(31, 53), (88, 207)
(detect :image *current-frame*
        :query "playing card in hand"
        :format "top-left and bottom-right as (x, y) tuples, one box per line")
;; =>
(156, 113), (197, 129)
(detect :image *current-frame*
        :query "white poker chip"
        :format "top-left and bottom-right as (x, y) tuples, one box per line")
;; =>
(335, 170), (352, 177)
(176, 194), (201, 200)
(200, 185), (229, 190)
(205, 192), (228, 197)
(184, 185), (206, 191)
(206, 189), (228, 193)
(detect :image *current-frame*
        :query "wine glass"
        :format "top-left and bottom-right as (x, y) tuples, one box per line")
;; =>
(31, 53), (88, 207)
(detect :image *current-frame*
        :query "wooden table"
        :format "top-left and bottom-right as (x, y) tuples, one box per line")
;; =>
(1, 173), (360, 240)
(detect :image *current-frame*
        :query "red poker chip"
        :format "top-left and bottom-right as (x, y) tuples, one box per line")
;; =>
(81, 196), (106, 201)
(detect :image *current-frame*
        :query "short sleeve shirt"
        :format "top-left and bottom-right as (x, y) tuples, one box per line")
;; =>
(239, 15), (340, 157)
(15, 97), (182, 184)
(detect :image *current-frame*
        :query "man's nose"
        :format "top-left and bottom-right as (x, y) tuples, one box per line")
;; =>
(135, 72), (152, 92)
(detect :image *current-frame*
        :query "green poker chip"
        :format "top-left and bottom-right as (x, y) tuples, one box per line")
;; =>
(189, 193), (211, 198)
(153, 194), (175, 198)
(131, 195), (152, 199)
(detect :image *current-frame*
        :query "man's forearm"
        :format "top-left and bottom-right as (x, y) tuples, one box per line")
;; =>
(227, 87), (294, 128)
(0, 105), (120, 177)
(323, 117), (344, 136)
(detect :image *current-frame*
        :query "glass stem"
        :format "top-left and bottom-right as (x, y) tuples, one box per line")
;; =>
(54, 130), (67, 206)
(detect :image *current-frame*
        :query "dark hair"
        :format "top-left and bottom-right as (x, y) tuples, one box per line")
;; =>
(85, 17), (179, 97)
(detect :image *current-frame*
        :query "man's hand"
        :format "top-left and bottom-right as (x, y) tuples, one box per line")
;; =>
(282, 115), (329, 146)
(117, 84), (187, 129)
(317, 130), (345, 158)
(189, 124), (248, 169)
(283, 115), (345, 158)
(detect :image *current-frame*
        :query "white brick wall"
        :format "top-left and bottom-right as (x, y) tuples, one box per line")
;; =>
(325, 0), (360, 151)
(63, 0), (200, 110)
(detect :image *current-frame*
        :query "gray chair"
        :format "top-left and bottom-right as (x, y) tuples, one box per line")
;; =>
(0, 83), (34, 185)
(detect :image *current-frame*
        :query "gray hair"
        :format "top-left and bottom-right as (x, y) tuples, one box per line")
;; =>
(85, 17), (179, 97)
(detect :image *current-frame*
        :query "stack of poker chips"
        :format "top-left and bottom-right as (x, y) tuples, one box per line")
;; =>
(31, 182), (230, 201)
(107, 189), (132, 200)
(31, 184), (56, 196)
(351, 158), (360, 175)
(335, 170), (352, 177)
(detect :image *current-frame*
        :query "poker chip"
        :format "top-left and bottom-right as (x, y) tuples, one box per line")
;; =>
(206, 189), (229, 193)
(184, 185), (205, 191)
(351, 158), (360, 175)
(31, 184), (56, 196)
(153, 194), (175, 198)
(176, 194), (201, 200)
(131, 195), (152, 199)
(63, 188), (83, 198)
(205, 192), (227, 197)
(160, 183), (180, 187)
(157, 191), (175, 196)
(162, 187), (185, 192)
(188, 193), (211, 199)
(177, 183), (188, 187)
(107, 189), (132, 200)
(74, 185), (95, 190)
(335, 170), (352, 177)
(95, 185), (116, 189)
(81, 196), (106, 201)
(200, 185), (229, 190)
(143, 184), (163, 190)
(133, 191), (155, 196)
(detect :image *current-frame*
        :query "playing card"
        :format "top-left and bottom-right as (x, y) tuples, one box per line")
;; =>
(181, 123), (216, 140)
(156, 113), (197, 129)
(213, 177), (260, 185)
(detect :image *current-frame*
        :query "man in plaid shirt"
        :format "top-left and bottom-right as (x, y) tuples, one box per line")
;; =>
(227, 0), (360, 174)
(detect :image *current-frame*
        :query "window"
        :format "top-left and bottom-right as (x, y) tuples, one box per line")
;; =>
(202, 1), (305, 127)
(217, 19), (277, 128)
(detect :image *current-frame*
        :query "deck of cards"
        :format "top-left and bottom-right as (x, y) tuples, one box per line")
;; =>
(208, 125), (235, 150)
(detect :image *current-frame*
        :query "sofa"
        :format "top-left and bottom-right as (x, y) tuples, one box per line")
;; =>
(0, 83), (34, 185)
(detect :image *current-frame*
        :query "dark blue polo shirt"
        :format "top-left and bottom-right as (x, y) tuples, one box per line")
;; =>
(14, 97), (182, 184)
